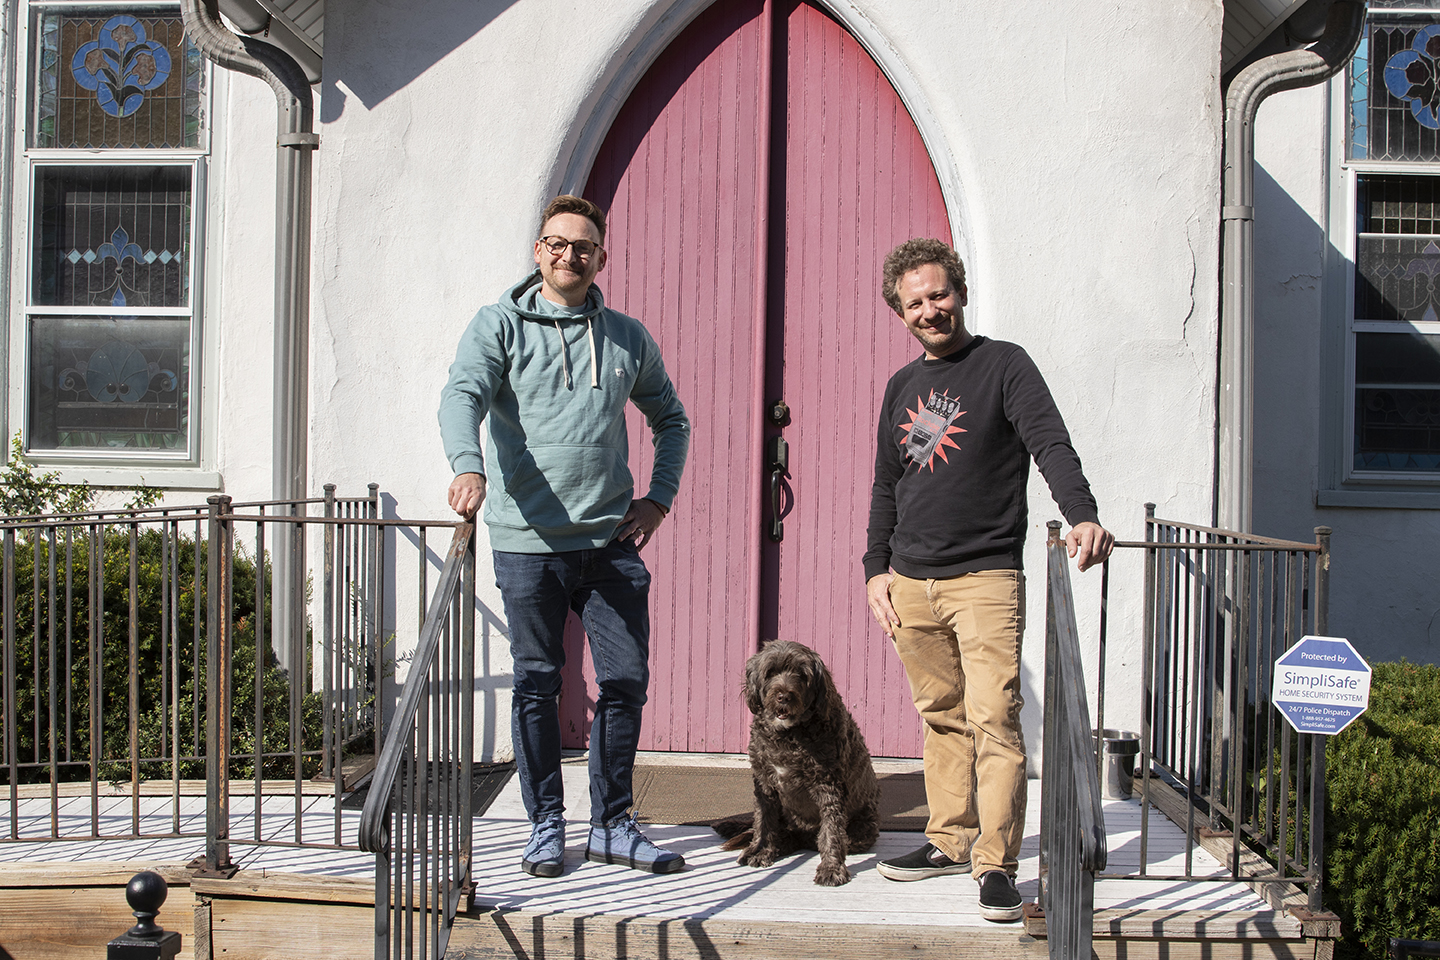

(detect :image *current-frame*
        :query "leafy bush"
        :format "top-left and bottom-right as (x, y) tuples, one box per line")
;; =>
(1325, 660), (1440, 959)
(0, 433), (158, 515)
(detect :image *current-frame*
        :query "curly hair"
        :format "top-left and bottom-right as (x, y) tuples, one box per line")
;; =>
(880, 238), (966, 314)
(539, 195), (607, 244)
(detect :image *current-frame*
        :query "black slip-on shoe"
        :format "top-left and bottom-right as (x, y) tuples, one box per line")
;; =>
(876, 842), (971, 881)
(978, 870), (1023, 922)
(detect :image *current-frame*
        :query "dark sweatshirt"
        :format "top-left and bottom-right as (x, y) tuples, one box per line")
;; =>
(862, 336), (1100, 581)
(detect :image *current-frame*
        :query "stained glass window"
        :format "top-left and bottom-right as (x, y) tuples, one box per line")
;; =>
(1352, 176), (1440, 471)
(1353, 332), (1440, 471)
(21, 5), (203, 459)
(28, 316), (189, 451)
(33, 8), (203, 149)
(32, 165), (191, 308)
(1350, 16), (1440, 161)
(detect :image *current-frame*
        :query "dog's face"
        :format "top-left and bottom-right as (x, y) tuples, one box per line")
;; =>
(744, 640), (831, 730)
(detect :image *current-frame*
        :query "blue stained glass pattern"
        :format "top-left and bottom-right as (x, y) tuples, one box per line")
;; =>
(1350, 17), (1440, 161)
(69, 15), (173, 118)
(33, 9), (203, 149)
(1383, 24), (1440, 128)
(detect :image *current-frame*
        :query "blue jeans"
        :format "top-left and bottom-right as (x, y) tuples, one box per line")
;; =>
(493, 541), (651, 826)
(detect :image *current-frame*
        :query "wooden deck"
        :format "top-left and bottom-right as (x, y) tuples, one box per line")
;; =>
(0, 754), (1330, 960)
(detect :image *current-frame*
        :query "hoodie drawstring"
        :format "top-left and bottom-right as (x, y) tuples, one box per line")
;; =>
(553, 320), (571, 389)
(586, 316), (598, 388)
(553, 317), (600, 390)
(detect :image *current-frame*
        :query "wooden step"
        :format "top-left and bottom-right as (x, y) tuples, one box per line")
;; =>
(0, 862), (197, 960)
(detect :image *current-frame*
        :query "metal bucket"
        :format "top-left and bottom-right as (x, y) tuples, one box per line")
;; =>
(1094, 728), (1140, 800)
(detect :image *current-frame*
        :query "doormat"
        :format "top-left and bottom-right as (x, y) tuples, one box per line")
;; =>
(632, 764), (928, 831)
(341, 761), (516, 816)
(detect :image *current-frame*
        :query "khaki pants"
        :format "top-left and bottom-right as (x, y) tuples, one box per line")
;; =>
(889, 569), (1026, 877)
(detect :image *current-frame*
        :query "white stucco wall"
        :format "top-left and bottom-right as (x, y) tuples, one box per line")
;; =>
(1253, 83), (1440, 666)
(291, 0), (1224, 764)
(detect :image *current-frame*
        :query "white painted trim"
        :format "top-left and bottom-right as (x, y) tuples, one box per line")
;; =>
(551, 0), (979, 330)
(45, 466), (223, 490)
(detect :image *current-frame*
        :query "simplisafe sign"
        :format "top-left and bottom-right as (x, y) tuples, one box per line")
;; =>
(1271, 635), (1371, 735)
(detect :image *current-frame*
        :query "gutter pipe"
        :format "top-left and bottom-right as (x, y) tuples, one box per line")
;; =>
(180, 0), (317, 665)
(1216, 0), (1363, 531)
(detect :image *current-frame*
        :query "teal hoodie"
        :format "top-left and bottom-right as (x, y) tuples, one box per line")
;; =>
(438, 272), (690, 553)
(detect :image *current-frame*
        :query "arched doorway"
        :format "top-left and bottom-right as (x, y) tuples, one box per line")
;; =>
(562, 0), (953, 757)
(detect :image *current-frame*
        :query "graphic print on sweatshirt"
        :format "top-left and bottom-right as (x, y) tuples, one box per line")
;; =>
(899, 389), (967, 471)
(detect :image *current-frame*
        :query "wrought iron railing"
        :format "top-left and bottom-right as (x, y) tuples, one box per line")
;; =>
(1090, 505), (1331, 910)
(0, 486), (405, 870)
(1038, 521), (1107, 960)
(359, 523), (476, 960)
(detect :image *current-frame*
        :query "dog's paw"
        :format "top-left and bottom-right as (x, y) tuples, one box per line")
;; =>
(737, 844), (778, 868)
(814, 861), (851, 886)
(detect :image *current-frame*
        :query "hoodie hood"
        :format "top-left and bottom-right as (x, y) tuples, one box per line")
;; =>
(503, 270), (605, 321)
(504, 271), (604, 388)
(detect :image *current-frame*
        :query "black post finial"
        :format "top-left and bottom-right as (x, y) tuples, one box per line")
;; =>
(107, 872), (182, 959)
(125, 870), (167, 937)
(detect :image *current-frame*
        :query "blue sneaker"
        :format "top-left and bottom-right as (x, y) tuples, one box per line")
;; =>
(521, 814), (566, 877)
(585, 815), (684, 873)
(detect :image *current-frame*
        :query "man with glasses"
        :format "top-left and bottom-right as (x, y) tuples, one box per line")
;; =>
(439, 195), (690, 877)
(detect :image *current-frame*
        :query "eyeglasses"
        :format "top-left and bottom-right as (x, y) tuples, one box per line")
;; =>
(539, 236), (602, 260)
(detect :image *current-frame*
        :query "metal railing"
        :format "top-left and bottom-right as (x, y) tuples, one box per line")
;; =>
(359, 523), (476, 960)
(200, 486), (392, 873)
(0, 486), (413, 871)
(1039, 521), (1107, 960)
(1089, 505), (1331, 910)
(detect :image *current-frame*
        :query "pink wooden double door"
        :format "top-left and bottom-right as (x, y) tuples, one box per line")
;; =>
(559, 0), (952, 758)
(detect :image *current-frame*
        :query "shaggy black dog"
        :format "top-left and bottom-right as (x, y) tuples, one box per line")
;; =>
(713, 640), (880, 885)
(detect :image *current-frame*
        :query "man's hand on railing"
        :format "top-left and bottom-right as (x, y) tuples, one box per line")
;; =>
(1066, 521), (1114, 572)
(448, 472), (486, 519)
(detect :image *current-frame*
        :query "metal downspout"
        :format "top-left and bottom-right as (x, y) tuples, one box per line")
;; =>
(1216, 1), (1363, 531)
(180, 0), (317, 664)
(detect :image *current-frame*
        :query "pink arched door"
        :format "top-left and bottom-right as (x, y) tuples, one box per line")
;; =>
(563, 0), (952, 757)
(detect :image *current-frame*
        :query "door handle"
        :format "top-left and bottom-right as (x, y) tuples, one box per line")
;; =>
(768, 434), (788, 542)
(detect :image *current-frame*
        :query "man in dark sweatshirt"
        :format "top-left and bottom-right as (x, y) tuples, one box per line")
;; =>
(863, 238), (1112, 921)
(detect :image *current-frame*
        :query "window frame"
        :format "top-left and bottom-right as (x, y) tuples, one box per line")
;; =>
(1322, 7), (1440, 507)
(10, 0), (213, 477)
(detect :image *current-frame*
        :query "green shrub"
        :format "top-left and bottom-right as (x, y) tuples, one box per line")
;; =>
(1325, 660), (1440, 959)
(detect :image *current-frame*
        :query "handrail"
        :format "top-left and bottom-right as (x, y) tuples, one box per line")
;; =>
(1116, 513), (1321, 550)
(358, 522), (475, 960)
(1044, 521), (1108, 869)
(1039, 520), (1107, 960)
(358, 522), (472, 853)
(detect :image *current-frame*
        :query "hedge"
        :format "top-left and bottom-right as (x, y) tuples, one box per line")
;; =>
(1325, 660), (1440, 959)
